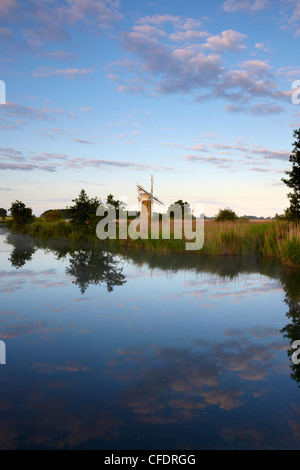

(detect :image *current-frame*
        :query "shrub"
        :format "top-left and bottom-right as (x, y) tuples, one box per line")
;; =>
(215, 208), (239, 222)
(44, 210), (64, 221)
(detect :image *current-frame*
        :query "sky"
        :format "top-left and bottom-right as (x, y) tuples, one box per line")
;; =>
(0, 0), (300, 217)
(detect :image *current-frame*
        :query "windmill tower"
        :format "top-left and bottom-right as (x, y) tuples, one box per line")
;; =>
(137, 175), (164, 222)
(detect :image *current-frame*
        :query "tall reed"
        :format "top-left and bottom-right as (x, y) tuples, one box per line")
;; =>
(7, 218), (300, 268)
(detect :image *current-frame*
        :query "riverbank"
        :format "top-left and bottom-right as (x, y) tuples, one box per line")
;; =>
(3, 217), (300, 268)
(4, 218), (300, 268)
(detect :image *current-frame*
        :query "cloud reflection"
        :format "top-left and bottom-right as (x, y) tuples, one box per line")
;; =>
(106, 328), (288, 426)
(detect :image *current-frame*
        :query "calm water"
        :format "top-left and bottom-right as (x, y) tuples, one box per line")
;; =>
(0, 227), (300, 449)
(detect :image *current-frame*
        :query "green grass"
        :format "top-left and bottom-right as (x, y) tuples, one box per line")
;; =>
(202, 220), (300, 267)
(6, 217), (300, 268)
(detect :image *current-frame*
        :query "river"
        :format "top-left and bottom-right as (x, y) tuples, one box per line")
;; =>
(0, 227), (300, 449)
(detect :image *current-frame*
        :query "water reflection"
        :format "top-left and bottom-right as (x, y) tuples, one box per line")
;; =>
(66, 250), (126, 294)
(1, 228), (300, 449)
(279, 269), (300, 386)
(6, 233), (37, 269)
(5, 232), (126, 294)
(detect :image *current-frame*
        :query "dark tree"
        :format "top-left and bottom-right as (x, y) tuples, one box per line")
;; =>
(9, 200), (33, 228)
(106, 194), (126, 219)
(0, 208), (7, 220)
(282, 128), (300, 220)
(68, 189), (101, 233)
(167, 200), (191, 219)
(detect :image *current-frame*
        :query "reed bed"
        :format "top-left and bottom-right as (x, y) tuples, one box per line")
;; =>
(5, 217), (300, 268)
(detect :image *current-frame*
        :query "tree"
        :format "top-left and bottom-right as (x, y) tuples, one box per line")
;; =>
(106, 194), (126, 219)
(68, 189), (101, 232)
(9, 200), (33, 227)
(282, 128), (300, 220)
(215, 208), (238, 222)
(0, 208), (7, 220)
(167, 200), (191, 219)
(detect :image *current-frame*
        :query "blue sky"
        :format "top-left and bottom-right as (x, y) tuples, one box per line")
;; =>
(0, 0), (300, 216)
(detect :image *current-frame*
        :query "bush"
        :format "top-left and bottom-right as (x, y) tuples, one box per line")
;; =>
(275, 213), (287, 221)
(215, 208), (239, 222)
(44, 210), (64, 221)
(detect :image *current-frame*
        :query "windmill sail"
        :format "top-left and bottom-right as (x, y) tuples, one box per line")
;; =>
(136, 184), (164, 206)
(137, 177), (164, 218)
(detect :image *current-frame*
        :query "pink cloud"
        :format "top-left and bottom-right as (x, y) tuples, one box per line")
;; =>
(170, 30), (209, 42)
(0, 146), (175, 173)
(0, 0), (18, 14)
(203, 30), (247, 52)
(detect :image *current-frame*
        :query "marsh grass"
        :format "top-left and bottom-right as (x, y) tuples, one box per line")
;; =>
(7, 217), (300, 267)
(276, 224), (300, 267)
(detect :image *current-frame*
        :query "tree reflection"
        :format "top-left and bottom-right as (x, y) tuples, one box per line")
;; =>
(5, 232), (126, 294)
(6, 233), (37, 269)
(280, 269), (300, 386)
(65, 249), (126, 294)
(4, 230), (300, 380)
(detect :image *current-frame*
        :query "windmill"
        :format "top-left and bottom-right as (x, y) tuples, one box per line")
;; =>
(137, 175), (164, 220)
